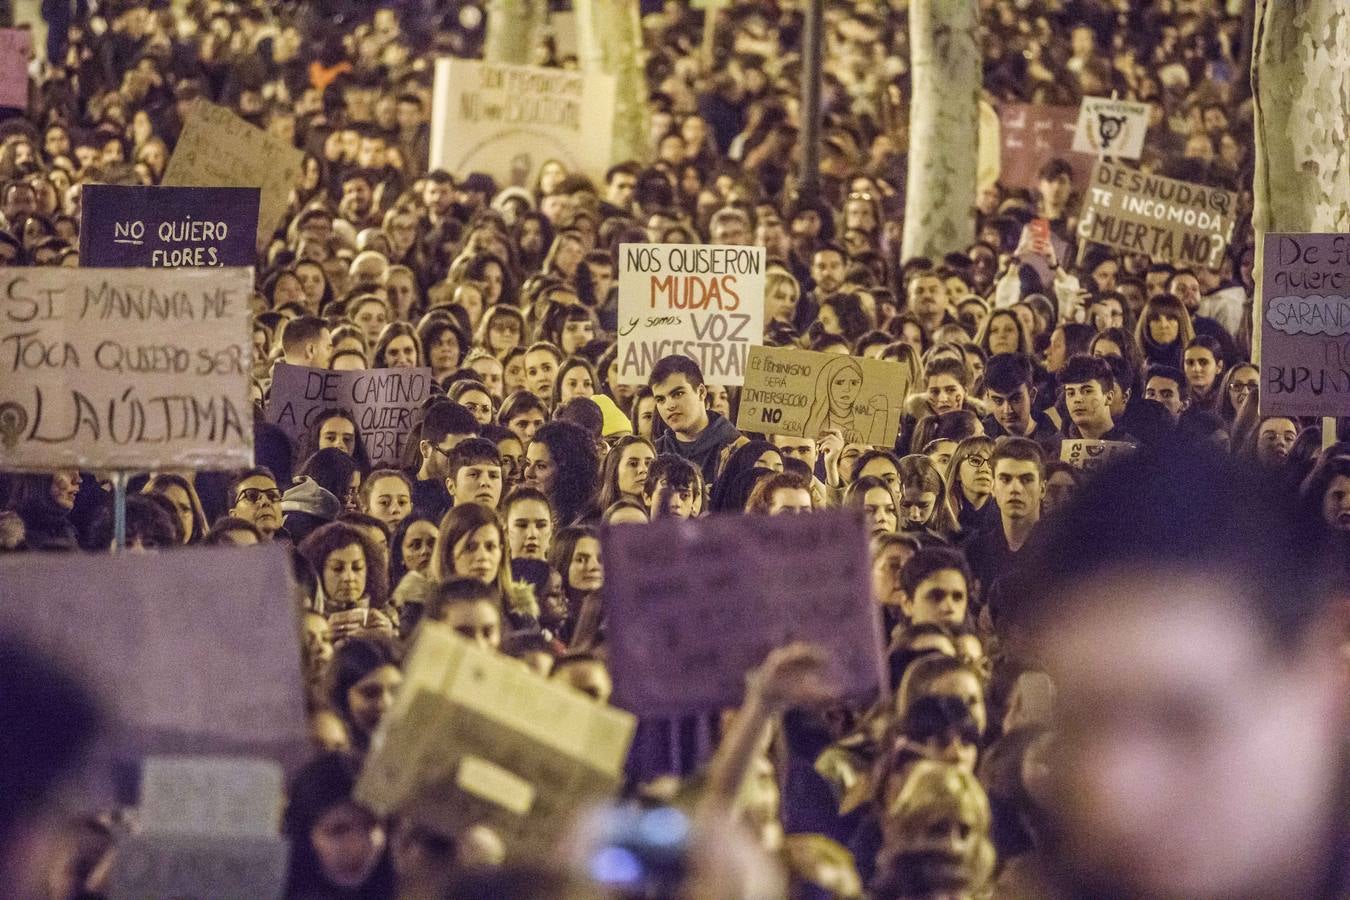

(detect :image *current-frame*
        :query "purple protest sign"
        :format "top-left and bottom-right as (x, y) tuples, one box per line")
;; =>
(0, 29), (30, 110)
(602, 509), (886, 716)
(1261, 233), (1350, 417)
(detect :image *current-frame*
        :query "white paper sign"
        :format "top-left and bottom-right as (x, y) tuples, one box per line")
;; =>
(616, 243), (765, 386)
(140, 756), (284, 836)
(1072, 96), (1151, 160)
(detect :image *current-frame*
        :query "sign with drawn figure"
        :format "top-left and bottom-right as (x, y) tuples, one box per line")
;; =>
(81, 185), (260, 268)
(1260, 233), (1350, 417)
(430, 58), (616, 190)
(1078, 160), (1237, 269)
(1072, 97), (1150, 159)
(162, 99), (303, 252)
(615, 243), (765, 386)
(603, 509), (885, 716)
(0, 544), (310, 806)
(357, 623), (635, 852)
(265, 363), (432, 468)
(1060, 438), (1134, 472)
(736, 346), (910, 447)
(0, 267), (254, 472)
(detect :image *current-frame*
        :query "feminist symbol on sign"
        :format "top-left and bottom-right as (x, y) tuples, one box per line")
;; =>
(0, 402), (27, 448)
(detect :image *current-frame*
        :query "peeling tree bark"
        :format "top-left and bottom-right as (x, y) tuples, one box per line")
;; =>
(574, 0), (650, 166)
(484, 0), (547, 65)
(902, 0), (980, 262)
(1250, 0), (1350, 364)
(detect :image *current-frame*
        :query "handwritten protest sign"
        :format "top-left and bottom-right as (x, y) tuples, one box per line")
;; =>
(736, 346), (910, 447)
(1078, 161), (1236, 268)
(0, 545), (309, 806)
(430, 58), (616, 188)
(162, 99), (303, 251)
(1072, 97), (1150, 159)
(0, 267), (253, 472)
(81, 185), (260, 268)
(108, 833), (288, 900)
(1260, 233), (1350, 417)
(995, 103), (1094, 189)
(603, 509), (885, 715)
(0, 29), (30, 110)
(266, 362), (432, 467)
(1060, 438), (1134, 472)
(616, 243), (765, 386)
(357, 623), (636, 853)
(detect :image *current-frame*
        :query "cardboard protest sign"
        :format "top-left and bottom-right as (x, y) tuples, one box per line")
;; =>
(736, 346), (910, 447)
(0, 29), (30, 110)
(1060, 438), (1134, 472)
(0, 267), (253, 472)
(80, 185), (260, 268)
(357, 623), (635, 853)
(162, 99), (303, 251)
(1078, 161), (1236, 268)
(1260, 233), (1350, 417)
(430, 58), (616, 189)
(266, 362), (432, 467)
(1072, 97), (1150, 160)
(0, 545), (310, 806)
(995, 103), (1094, 189)
(615, 243), (765, 386)
(108, 833), (288, 900)
(603, 509), (885, 715)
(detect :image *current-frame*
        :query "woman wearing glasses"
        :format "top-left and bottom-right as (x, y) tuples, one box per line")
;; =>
(944, 436), (998, 536)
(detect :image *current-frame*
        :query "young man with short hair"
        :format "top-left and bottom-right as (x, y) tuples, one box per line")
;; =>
(649, 356), (740, 485)
(445, 438), (504, 509)
(1143, 364), (1188, 420)
(280, 316), (333, 369)
(898, 547), (973, 629)
(412, 401), (481, 521)
(1016, 447), (1349, 899)
(427, 578), (502, 651)
(641, 454), (703, 519)
(1061, 354), (1134, 442)
(982, 353), (1061, 455)
(961, 437), (1045, 614)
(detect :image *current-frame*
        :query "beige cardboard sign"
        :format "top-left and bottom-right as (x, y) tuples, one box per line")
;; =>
(357, 623), (635, 853)
(162, 99), (303, 251)
(1060, 438), (1134, 472)
(1072, 97), (1150, 159)
(0, 266), (254, 471)
(736, 346), (911, 447)
(1078, 160), (1236, 268)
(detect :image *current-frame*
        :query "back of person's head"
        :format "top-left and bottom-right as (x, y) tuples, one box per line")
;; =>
(422, 400), (481, 445)
(555, 397), (604, 440)
(298, 447), (360, 500)
(1059, 354), (1112, 392)
(282, 315), (327, 355)
(649, 354), (705, 389)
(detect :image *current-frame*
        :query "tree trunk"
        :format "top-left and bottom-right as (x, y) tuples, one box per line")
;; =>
(902, 0), (980, 262)
(574, 0), (650, 165)
(483, 0), (546, 65)
(1250, 0), (1350, 364)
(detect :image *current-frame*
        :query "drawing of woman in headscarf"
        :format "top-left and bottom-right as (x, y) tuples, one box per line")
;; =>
(804, 355), (890, 445)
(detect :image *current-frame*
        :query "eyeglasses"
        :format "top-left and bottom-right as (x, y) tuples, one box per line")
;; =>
(847, 191), (874, 202)
(963, 454), (991, 468)
(235, 487), (281, 504)
(1229, 381), (1258, 394)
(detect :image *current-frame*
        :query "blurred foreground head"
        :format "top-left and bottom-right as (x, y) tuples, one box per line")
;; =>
(1018, 442), (1348, 900)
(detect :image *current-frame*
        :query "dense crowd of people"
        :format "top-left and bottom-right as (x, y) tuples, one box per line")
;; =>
(0, 0), (1347, 898)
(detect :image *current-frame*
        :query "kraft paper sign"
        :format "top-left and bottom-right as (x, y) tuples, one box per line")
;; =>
(266, 363), (433, 467)
(603, 509), (885, 715)
(1260, 233), (1350, 417)
(616, 243), (765, 386)
(163, 99), (303, 251)
(0, 267), (254, 471)
(0, 545), (310, 806)
(736, 346), (910, 447)
(357, 623), (635, 853)
(1072, 97), (1150, 159)
(81, 185), (260, 268)
(430, 58), (616, 189)
(1079, 160), (1236, 268)
(1060, 438), (1134, 472)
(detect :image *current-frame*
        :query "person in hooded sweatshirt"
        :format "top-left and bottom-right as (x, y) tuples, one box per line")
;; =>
(648, 355), (741, 487)
(5, 471), (82, 551)
(283, 449), (360, 544)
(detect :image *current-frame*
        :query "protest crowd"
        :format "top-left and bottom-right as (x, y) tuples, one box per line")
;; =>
(0, 0), (1347, 898)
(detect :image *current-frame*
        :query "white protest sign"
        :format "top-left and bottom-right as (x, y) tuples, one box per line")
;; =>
(1072, 96), (1151, 159)
(0, 544), (309, 806)
(0, 267), (254, 472)
(140, 756), (284, 836)
(108, 833), (288, 900)
(1060, 438), (1134, 472)
(616, 243), (765, 386)
(430, 58), (616, 189)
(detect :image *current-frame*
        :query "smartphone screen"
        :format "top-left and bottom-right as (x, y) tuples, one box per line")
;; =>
(1029, 218), (1052, 256)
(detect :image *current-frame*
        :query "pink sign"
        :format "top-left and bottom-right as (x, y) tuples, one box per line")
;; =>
(0, 29), (31, 110)
(1261, 233), (1350, 417)
(998, 103), (1095, 190)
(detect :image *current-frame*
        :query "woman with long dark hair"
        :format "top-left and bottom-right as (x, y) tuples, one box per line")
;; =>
(523, 421), (599, 525)
(282, 751), (395, 898)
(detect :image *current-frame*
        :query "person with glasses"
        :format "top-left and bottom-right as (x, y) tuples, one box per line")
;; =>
(945, 436), (998, 535)
(226, 466), (285, 541)
(1218, 361), (1259, 426)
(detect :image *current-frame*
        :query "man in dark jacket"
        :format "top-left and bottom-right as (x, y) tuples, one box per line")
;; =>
(649, 355), (740, 486)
